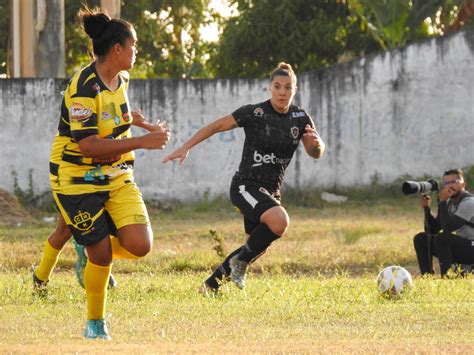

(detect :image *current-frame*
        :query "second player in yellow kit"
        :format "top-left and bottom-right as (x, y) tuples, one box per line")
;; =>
(50, 62), (149, 246)
(35, 6), (170, 340)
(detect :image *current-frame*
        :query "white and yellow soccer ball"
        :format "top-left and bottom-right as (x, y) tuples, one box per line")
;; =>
(376, 265), (413, 298)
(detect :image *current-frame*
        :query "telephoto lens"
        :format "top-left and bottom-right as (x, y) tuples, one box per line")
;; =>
(402, 179), (438, 195)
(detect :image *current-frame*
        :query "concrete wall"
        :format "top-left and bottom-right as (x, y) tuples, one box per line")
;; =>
(1, 29), (473, 201)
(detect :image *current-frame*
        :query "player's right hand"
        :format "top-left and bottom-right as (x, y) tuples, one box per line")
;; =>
(162, 146), (189, 165)
(139, 128), (170, 150)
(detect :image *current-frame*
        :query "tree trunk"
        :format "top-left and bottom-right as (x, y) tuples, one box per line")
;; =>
(36, 0), (65, 78)
(449, 0), (474, 32)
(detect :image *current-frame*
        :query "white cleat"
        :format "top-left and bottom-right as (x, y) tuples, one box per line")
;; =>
(229, 255), (248, 290)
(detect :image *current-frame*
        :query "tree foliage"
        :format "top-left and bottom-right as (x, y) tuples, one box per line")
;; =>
(209, 0), (379, 78)
(65, 0), (215, 78)
(346, 0), (464, 49)
(0, 0), (471, 79)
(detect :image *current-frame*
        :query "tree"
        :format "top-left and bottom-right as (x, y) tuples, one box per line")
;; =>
(0, 0), (8, 77)
(449, 0), (474, 31)
(64, 0), (215, 78)
(209, 0), (378, 78)
(346, 0), (465, 49)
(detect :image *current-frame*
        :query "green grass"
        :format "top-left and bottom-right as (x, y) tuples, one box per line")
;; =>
(0, 198), (473, 352)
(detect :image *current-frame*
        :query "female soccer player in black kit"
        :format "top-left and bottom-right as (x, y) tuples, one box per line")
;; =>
(163, 62), (325, 293)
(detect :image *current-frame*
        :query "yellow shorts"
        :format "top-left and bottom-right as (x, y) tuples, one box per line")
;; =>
(52, 181), (150, 246)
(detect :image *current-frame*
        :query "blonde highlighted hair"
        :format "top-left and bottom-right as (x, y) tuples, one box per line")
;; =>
(270, 62), (297, 85)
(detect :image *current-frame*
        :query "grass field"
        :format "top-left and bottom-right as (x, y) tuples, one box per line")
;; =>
(1, 197), (473, 353)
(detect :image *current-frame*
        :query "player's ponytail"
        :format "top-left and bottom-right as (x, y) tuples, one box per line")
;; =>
(78, 6), (134, 58)
(270, 62), (297, 85)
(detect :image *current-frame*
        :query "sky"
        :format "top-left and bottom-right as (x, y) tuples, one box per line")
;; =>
(199, 0), (238, 42)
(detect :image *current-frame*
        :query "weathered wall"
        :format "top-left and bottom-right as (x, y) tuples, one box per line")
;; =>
(1, 29), (473, 201)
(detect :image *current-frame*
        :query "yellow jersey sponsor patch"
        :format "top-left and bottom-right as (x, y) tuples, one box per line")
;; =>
(70, 103), (93, 122)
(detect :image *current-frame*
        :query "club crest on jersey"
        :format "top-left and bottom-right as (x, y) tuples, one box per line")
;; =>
(291, 126), (299, 139)
(70, 103), (93, 122)
(122, 112), (130, 122)
(254, 107), (264, 117)
(73, 211), (92, 231)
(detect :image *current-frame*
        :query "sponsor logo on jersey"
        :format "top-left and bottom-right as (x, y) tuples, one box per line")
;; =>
(254, 107), (264, 117)
(84, 166), (106, 182)
(73, 211), (92, 231)
(252, 150), (291, 167)
(101, 111), (111, 120)
(70, 103), (93, 122)
(292, 111), (305, 118)
(122, 112), (130, 122)
(114, 116), (121, 125)
(265, 124), (271, 136)
(291, 126), (299, 139)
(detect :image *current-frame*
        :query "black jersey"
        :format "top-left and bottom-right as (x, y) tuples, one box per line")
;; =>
(231, 99), (314, 194)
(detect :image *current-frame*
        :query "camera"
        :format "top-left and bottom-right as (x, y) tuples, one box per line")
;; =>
(402, 179), (439, 195)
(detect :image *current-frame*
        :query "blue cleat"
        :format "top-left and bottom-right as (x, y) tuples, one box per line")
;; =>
(72, 240), (117, 289)
(83, 319), (111, 340)
(73, 240), (87, 288)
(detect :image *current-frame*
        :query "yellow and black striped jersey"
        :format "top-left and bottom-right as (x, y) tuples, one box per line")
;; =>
(50, 62), (135, 193)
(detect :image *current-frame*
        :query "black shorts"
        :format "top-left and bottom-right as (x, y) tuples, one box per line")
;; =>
(52, 182), (150, 246)
(53, 191), (117, 246)
(230, 180), (281, 234)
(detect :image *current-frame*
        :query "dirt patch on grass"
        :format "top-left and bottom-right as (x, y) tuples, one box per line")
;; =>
(0, 188), (32, 225)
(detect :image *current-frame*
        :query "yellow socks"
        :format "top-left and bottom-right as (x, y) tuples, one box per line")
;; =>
(84, 260), (111, 320)
(35, 240), (62, 282)
(110, 236), (141, 260)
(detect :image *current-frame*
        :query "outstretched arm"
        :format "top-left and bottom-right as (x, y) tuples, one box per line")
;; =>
(302, 124), (325, 159)
(162, 114), (237, 165)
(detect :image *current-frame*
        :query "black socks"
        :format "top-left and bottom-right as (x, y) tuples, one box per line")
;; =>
(237, 223), (280, 263)
(206, 223), (281, 289)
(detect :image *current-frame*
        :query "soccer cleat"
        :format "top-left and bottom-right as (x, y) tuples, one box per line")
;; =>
(108, 273), (117, 289)
(199, 281), (218, 297)
(229, 255), (248, 290)
(73, 240), (87, 288)
(32, 270), (48, 297)
(73, 240), (117, 289)
(83, 319), (111, 340)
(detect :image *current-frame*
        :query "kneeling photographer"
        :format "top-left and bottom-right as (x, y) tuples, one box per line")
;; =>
(406, 169), (474, 276)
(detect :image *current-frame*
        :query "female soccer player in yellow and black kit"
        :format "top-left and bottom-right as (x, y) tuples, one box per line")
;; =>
(36, 7), (170, 340)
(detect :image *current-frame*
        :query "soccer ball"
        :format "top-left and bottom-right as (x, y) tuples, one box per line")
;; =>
(376, 265), (413, 298)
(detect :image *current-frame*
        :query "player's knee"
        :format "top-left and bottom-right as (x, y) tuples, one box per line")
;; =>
(127, 238), (152, 257)
(89, 254), (113, 266)
(268, 216), (290, 236)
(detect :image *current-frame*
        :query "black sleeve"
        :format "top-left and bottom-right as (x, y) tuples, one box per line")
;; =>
(439, 202), (468, 233)
(297, 112), (315, 140)
(424, 207), (441, 234)
(305, 112), (315, 129)
(231, 104), (253, 128)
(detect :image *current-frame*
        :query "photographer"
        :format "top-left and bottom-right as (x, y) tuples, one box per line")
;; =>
(413, 169), (474, 276)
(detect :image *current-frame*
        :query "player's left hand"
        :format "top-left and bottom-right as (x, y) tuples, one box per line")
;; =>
(132, 110), (168, 132)
(303, 124), (322, 147)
